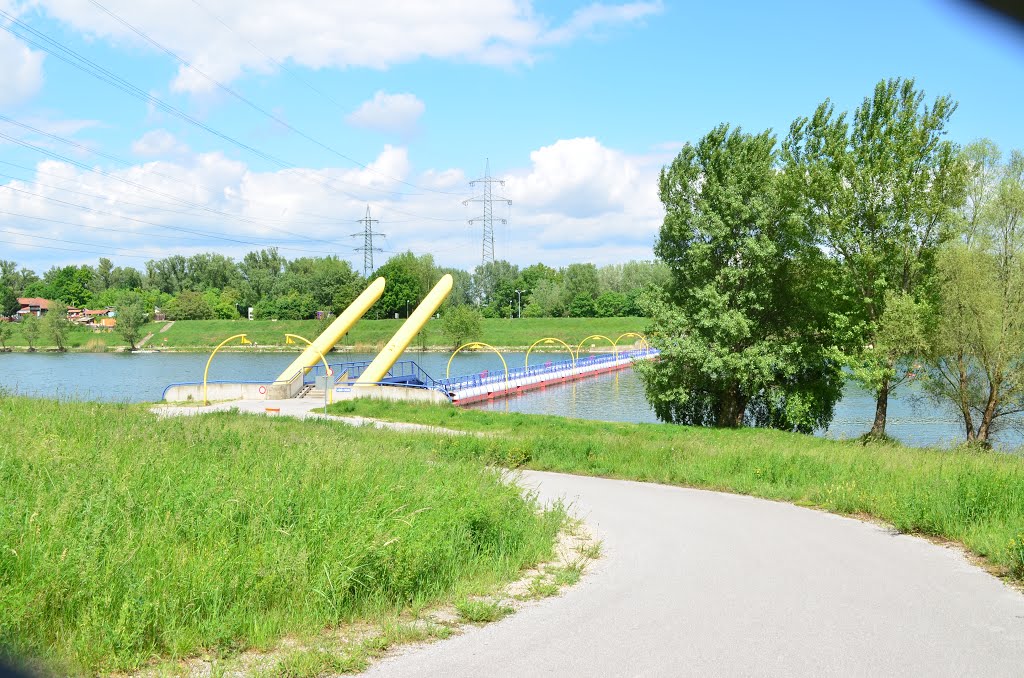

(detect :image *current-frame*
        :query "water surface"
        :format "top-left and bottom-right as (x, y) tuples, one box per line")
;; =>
(2, 351), (1019, 450)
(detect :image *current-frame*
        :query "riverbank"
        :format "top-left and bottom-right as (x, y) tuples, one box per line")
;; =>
(0, 396), (565, 674)
(0, 316), (647, 353)
(328, 399), (1024, 583)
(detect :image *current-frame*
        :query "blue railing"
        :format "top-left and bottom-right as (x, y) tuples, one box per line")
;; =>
(308, 359), (441, 389)
(435, 347), (658, 394)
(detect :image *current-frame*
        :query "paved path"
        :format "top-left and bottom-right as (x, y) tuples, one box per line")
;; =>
(152, 398), (466, 436)
(367, 470), (1024, 678)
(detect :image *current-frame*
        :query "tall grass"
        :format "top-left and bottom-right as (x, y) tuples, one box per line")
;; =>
(0, 397), (563, 673)
(328, 399), (1024, 581)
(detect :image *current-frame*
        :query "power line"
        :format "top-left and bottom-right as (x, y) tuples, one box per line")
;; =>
(463, 158), (511, 266)
(185, 0), (465, 197)
(351, 205), (384, 277)
(0, 10), (457, 214)
(0, 182), (342, 255)
(0, 227), (155, 258)
(0, 132), (358, 253)
(0, 237), (150, 258)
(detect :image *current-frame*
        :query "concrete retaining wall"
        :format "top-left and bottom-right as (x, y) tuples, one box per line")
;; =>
(163, 380), (295, 403)
(333, 383), (449, 404)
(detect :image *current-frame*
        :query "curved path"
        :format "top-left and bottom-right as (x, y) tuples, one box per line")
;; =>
(368, 470), (1024, 677)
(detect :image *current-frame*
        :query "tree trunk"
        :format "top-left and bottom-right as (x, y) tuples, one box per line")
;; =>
(956, 355), (976, 443)
(717, 385), (746, 428)
(976, 384), (1000, 447)
(869, 378), (889, 437)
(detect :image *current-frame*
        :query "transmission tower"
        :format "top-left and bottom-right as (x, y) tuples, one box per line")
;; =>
(351, 205), (384, 277)
(463, 158), (511, 266)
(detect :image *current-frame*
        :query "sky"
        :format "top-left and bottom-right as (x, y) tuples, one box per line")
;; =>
(1, 0), (1023, 275)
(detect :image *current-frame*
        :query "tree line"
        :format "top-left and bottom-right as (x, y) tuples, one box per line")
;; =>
(639, 77), (1024, 448)
(1, 248), (666, 327)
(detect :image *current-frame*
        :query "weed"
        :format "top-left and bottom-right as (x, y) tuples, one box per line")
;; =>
(454, 600), (513, 624)
(264, 648), (367, 678)
(577, 540), (604, 560)
(527, 578), (559, 598)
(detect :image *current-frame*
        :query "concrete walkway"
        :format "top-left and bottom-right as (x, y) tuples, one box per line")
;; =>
(152, 398), (467, 436)
(366, 470), (1024, 678)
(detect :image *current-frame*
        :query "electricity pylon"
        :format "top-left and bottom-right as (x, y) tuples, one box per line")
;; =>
(351, 205), (384, 277)
(463, 158), (511, 266)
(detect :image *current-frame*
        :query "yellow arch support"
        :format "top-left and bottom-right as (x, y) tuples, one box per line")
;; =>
(355, 274), (454, 385)
(274, 277), (385, 384)
(614, 332), (648, 351)
(575, 334), (617, 361)
(525, 337), (576, 370)
(285, 333), (332, 405)
(203, 333), (251, 405)
(446, 342), (509, 393)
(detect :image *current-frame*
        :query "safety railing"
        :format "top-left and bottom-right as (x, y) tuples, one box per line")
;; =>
(436, 347), (658, 394)
(309, 359), (442, 389)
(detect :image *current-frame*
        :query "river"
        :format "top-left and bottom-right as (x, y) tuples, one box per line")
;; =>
(1, 351), (1020, 450)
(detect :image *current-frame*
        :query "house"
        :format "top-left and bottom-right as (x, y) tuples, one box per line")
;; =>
(81, 308), (116, 327)
(16, 297), (51, 318)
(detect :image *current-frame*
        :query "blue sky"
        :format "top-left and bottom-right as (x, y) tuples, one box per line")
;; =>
(1, 0), (1023, 274)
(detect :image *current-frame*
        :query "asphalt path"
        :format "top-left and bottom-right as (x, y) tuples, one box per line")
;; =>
(366, 470), (1024, 677)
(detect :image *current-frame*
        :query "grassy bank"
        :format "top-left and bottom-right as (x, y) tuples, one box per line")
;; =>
(127, 316), (647, 351)
(328, 399), (1024, 581)
(0, 322), (164, 351)
(0, 397), (563, 673)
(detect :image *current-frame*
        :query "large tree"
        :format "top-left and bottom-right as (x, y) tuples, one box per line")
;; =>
(925, 142), (1024, 446)
(782, 77), (968, 437)
(638, 124), (846, 432)
(43, 301), (72, 351)
(115, 293), (148, 350)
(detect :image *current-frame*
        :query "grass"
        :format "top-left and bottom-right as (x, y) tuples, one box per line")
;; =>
(0, 397), (564, 674)
(261, 621), (453, 677)
(0, 322), (163, 350)
(326, 399), (1024, 582)
(454, 599), (514, 623)
(138, 316), (647, 351)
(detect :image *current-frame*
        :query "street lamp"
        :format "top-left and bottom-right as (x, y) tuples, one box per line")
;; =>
(405, 299), (410, 318)
(515, 289), (526, 318)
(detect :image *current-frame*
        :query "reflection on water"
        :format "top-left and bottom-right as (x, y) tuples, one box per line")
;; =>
(1, 350), (1020, 450)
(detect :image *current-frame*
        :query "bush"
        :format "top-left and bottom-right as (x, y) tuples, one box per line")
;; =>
(441, 305), (483, 349)
(568, 293), (596, 318)
(166, 291), (215, 320)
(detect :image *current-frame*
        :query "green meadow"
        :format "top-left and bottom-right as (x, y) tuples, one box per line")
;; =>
(0, 397), (563, 673)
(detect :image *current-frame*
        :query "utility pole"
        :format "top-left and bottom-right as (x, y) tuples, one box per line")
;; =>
(351, 205), (384, 277)
(463, 158), (511, 266)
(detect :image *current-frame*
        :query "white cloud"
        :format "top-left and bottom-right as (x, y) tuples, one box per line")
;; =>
(345, 92), (425, 136)
(131, 129), (189, 156)
(34, 0), (662, 93)
(0, 28), (45, 106)
(0, 138), (664, 272)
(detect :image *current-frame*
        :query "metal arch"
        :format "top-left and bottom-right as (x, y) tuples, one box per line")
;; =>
(284, 333), (333, 405)
(614, 332), (649, 351)
(575, 334), (617, 361)
(525, 337), (577, 370)
(203, 333), (249, 405)
(447, 341), (509, 393)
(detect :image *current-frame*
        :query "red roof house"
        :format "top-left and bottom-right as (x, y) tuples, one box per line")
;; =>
(16, 297), (51, 318)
